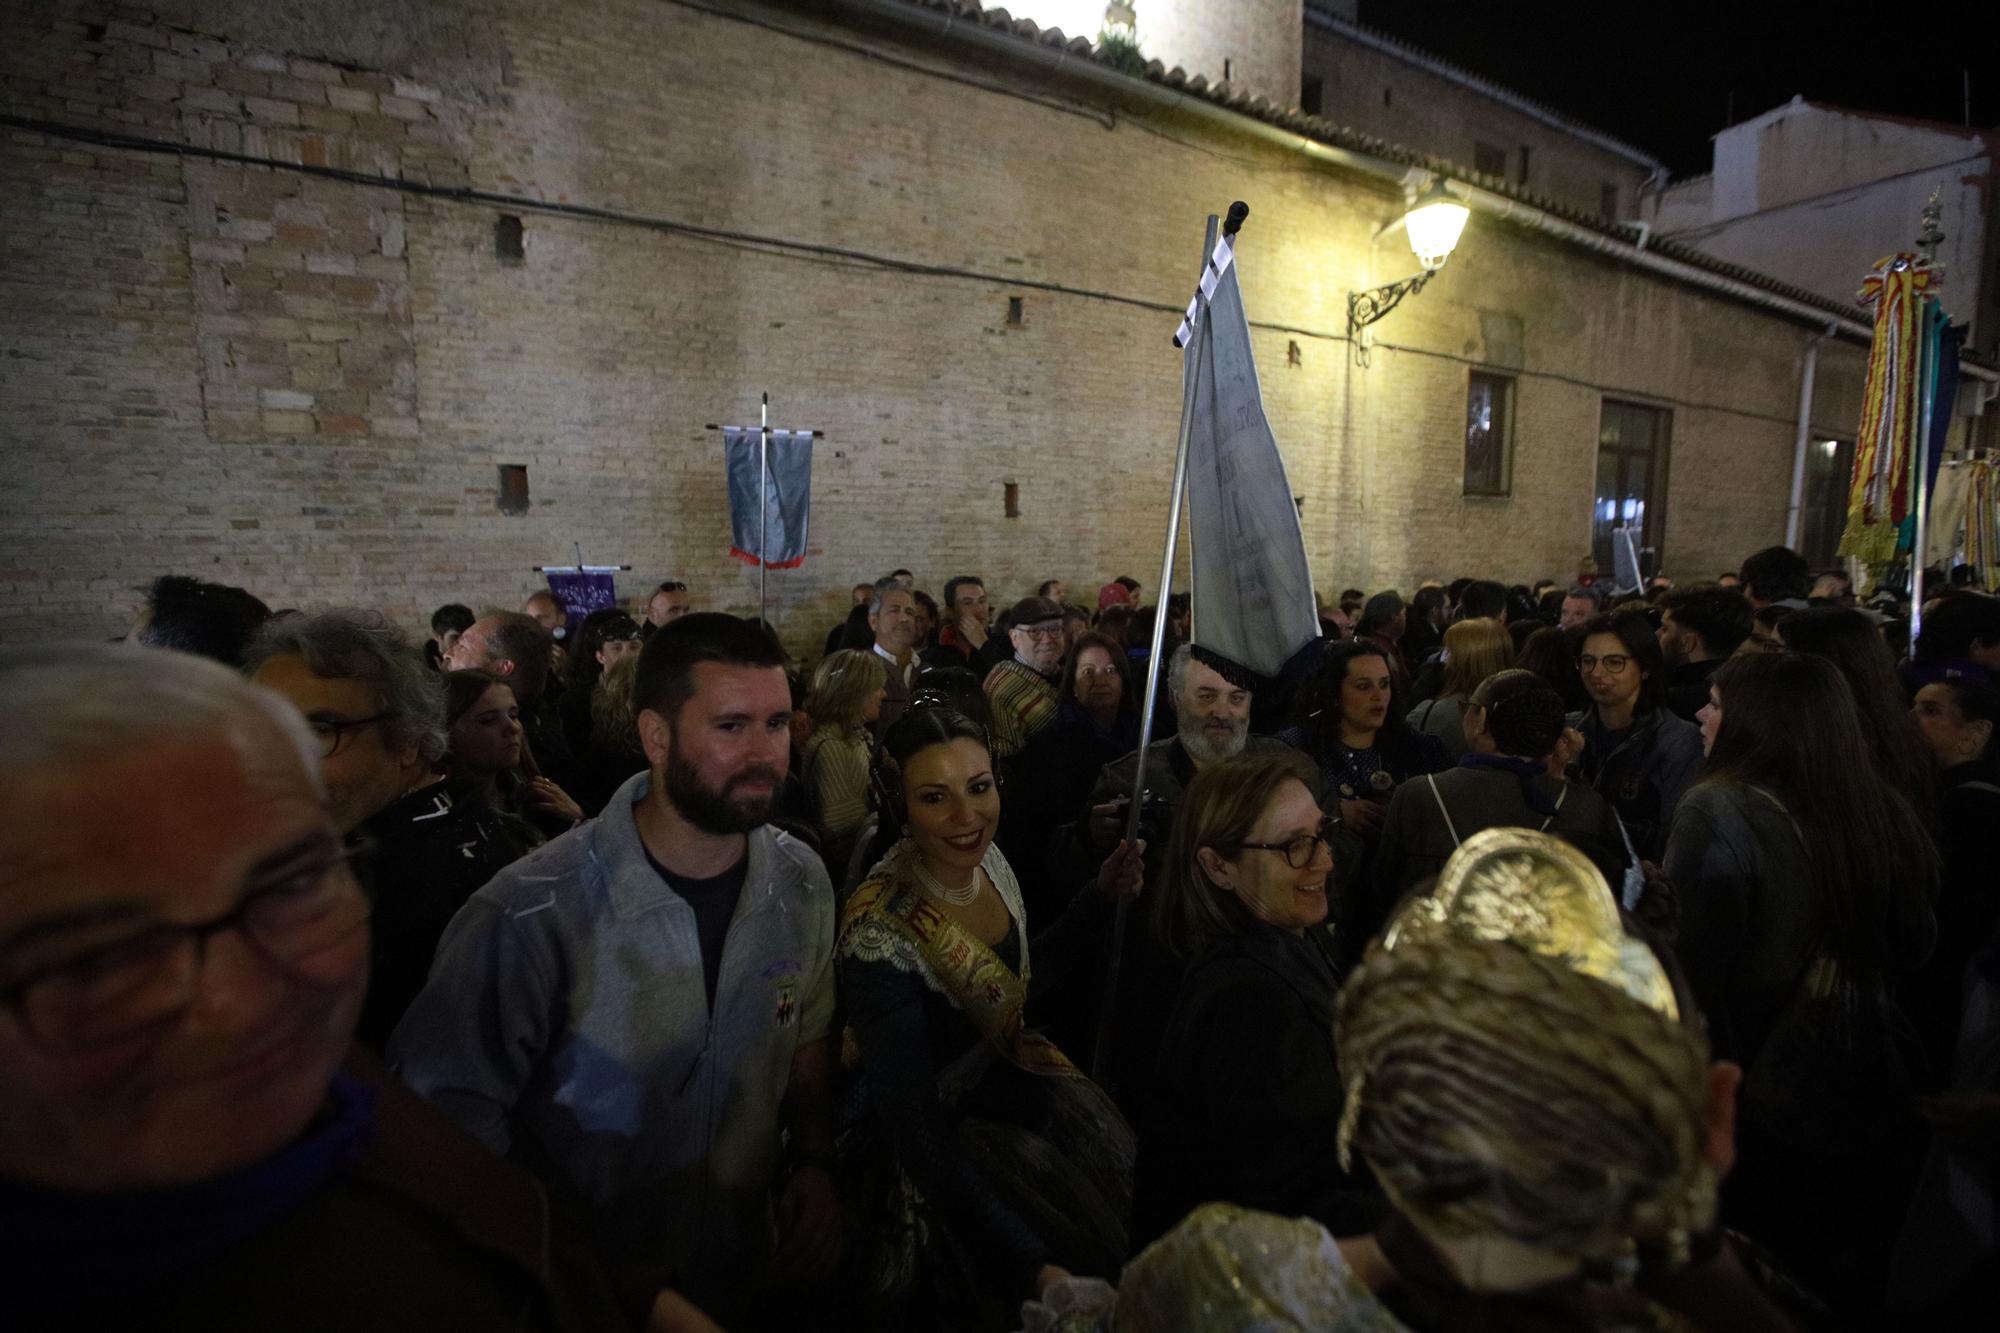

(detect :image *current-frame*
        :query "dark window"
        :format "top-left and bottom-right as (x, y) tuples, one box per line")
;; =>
(1593, 401), (1672, 577)
(1473, 141), (1506, 177)
(1801, 437), (1856, 568)
(1517, 145), (1532, 185)
(498, 464), (529, 515)
(495, 214), (524, 265)
(1004, 481), (1020, 519)
(1464, 372), (1515, 496)
(1601, 183), (1620, 218)
(1300, 74), (1323, 115)
(1006, 296), (1024, 326)
(1382, 85), (1392, 107)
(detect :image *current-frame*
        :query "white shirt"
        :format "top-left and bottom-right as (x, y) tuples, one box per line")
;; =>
(873, 642), (915, 688)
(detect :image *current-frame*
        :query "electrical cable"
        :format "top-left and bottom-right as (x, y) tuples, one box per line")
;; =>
(5, 110), (1814, 425)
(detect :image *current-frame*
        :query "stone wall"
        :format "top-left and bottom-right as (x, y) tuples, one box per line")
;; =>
(0, 0), (1864, 650)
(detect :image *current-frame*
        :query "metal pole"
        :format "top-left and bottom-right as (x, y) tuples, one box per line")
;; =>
(1092, 210), (1222, 1084)
(1784, 335), (1822, 549)
(758, 391), (770, 625)
(1911, 302), (1936, 638)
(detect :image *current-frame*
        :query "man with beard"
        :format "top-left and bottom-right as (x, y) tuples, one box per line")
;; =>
(390, 614), (840, 1327)
(1047, 645), (1313, 1109)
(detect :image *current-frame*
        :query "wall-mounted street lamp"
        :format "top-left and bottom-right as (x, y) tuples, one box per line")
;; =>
(1348, 179), (1471, 336)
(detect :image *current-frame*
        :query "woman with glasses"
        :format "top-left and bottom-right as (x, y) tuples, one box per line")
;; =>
(1130, 753), (1378, 1250)
(1568, 611), (1702, 862)
(443, 669), (583, 851)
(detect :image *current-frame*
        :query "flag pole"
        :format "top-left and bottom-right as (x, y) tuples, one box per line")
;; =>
(1092, 201), (1246, 1084)
(758, 391), (771, 626)
(1910, 193), (1946, 638)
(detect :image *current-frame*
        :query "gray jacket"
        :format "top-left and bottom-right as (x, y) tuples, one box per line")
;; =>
(387, 770), (836, 1290)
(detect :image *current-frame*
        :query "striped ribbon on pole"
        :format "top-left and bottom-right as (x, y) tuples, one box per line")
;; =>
(1172, 233), (1237, 349)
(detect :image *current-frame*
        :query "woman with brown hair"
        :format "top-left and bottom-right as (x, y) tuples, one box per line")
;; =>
(1130, 753), (1378, 1249)
(1406, 617), (1513, 760)
(442, 667), (583, 850)
(1666, 650), (1938, 1313)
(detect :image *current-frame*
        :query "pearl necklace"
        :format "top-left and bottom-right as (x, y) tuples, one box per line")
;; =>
(911, 852), (982, 906)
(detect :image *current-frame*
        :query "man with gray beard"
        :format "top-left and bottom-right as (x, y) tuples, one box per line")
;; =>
(389, 614), (840, 1326)
(1049, 644), (1314, 1111)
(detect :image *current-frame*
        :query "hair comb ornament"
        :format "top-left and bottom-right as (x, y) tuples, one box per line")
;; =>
(1380, 826), (1678, 1020)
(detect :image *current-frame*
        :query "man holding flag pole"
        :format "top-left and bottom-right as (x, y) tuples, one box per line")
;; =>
(1088, 201), (1328, 1090)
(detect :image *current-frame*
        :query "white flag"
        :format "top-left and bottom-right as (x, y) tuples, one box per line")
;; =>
(1183, 248), (1320, 678)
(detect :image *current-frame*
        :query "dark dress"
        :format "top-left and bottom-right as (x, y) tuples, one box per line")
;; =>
(838, 849), (1131, 1330)
(1131, 923), (1378, 1249)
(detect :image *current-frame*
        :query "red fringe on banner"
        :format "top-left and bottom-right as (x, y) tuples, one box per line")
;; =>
(728, 547), (806, 570)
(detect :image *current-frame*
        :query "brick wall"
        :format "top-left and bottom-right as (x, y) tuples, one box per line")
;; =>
(0, 0), (1863, 652)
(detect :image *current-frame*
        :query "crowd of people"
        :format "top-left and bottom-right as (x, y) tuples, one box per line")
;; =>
(3, 545), (1998, 1330)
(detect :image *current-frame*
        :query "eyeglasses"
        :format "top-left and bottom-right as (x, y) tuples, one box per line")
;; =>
(1016, 624), (1065, 640)
(307, 713), (392, 758)
(1577, 654), (1632, 674)
(0, 840), (372, 1053)
(1233, 815), (1339, 869)
(1076, 664), (1124, 679)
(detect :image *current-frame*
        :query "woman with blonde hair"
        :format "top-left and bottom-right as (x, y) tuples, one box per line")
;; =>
(802, 648), (888, 876)
(1407, 617), (1513, 759)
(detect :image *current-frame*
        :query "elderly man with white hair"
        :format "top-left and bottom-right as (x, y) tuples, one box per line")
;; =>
(0, 643), (716, 1330)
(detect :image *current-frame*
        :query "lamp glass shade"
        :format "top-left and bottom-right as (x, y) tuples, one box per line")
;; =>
(1405, 195), (1470, 270)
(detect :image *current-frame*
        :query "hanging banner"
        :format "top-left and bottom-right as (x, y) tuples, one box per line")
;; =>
(1840, 253), (1937, 564)
(543, 568), (618, 635)
(724, 426), (813, 568)
(1182, 241), (1320, 678)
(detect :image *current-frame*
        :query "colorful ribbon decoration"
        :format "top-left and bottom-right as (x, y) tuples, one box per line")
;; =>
(1840, 253), (1938, 564)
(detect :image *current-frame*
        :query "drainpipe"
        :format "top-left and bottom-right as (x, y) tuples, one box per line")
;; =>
(1784, 327), (1833, 548)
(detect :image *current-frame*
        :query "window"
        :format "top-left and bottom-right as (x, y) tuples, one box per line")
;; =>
(1473, 141), (1506, 177)
(1464, 372), (1515, 496)
(1300, 74), (1323, 115)
(497, 464), (529, 515)
(1800, 437), (1855, 568)
(1593, 401), (1672, 576)
(494, 214), (524, 265)
(1600, 183), (1620, 218)
(1517, 145), (1531, 185)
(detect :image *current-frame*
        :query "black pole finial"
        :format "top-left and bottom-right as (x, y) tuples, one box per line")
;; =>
(1223, 201), (1249, 236)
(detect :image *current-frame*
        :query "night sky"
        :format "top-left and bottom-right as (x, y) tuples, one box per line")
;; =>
(1356, 1), (1997, 177)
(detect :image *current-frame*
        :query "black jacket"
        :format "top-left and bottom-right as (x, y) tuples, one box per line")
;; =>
(354, 779), (530, 1051)
(1131, 923), (1378, 1248)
